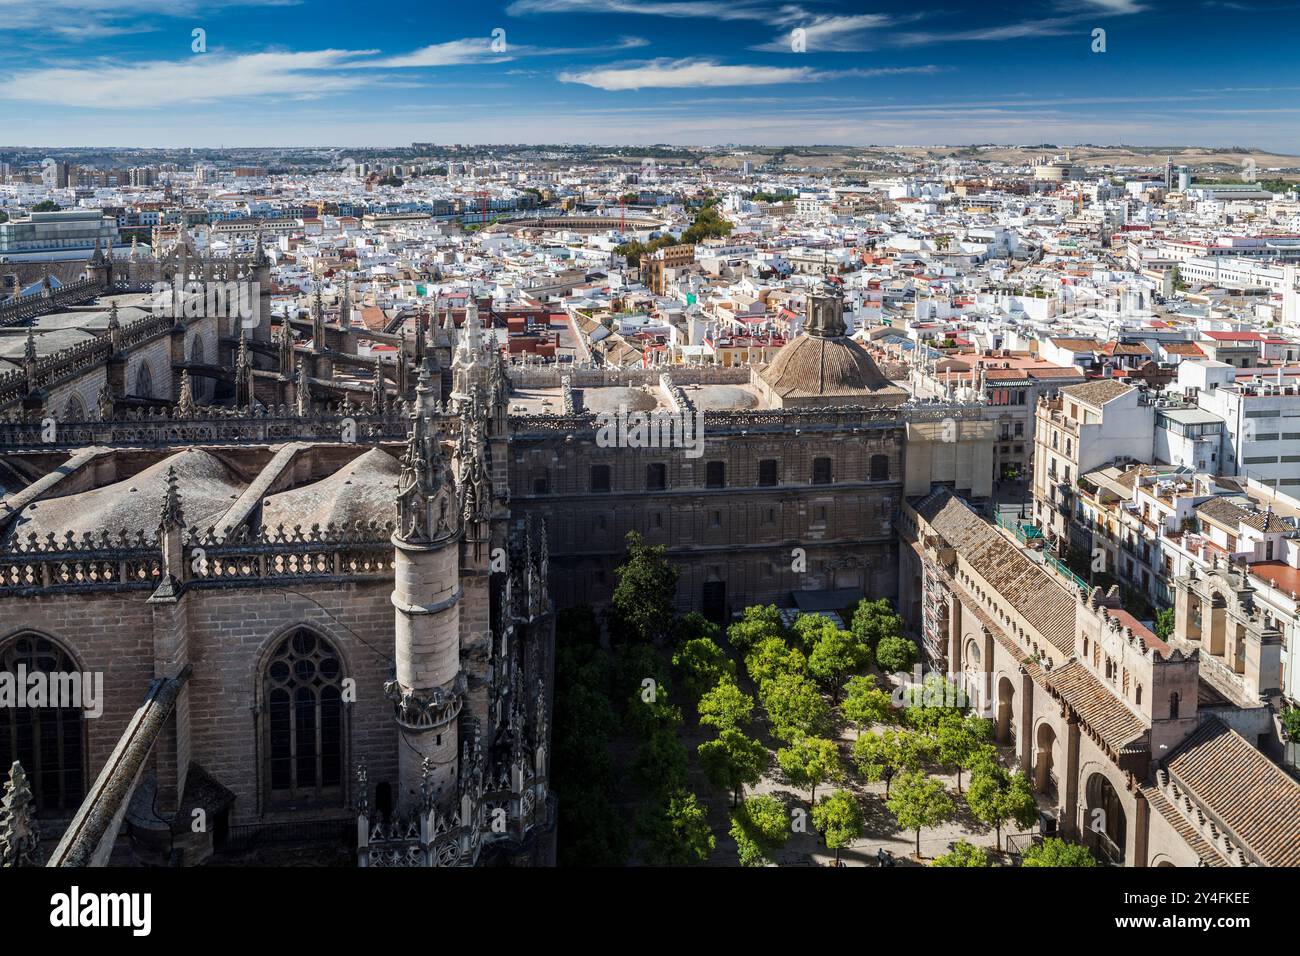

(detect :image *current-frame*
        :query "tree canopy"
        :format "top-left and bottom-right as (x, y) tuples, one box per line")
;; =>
(730, 794), (789, 867)
(698, 728), (767, 806)
(931, 840), (992, 867)
(673, 637), (735, 701)
(636, 789), (715, 865)
(761, 671), (830, 742)
(876, 634), (919, 675)
(812, 790), (864, 864)
(697, 678), (754, 732)
(841, 676), (896, 728)
(776, 736), (843, 804)
(726, 604), (785, 651)
(610, 531), (679, 645)
(887, 771), (955, 858)
(1021, 837), (1097, 867)
(966, 762), (1038, 850)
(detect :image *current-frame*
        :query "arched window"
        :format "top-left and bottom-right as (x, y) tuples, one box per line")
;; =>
(187, 334), (205, 365)
(264, 629), (346, 805)
(0, 634), (85, 813)
(133, 361), (153, 398)
(64, 395), (86, 422)
(1168, 691), (1180, 720)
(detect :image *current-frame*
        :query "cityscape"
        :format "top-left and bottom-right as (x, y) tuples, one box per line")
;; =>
(0, 0), (1296, 932)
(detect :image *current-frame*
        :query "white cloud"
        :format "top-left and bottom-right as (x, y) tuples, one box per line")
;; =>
(364, 35), (648, 68)
(752, 13), (900, 52)
(0, 49), (376, 108)
(559, 58), (943, 90)
(1, 0), (303, 39)
(507, 0), (808, 24)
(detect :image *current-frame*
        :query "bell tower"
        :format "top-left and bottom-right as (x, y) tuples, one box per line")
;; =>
(388, 367), (465, 815)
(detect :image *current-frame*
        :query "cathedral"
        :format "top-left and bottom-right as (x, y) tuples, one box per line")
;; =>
(0, 239), (995, 866)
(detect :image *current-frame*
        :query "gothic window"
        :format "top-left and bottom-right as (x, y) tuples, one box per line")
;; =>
(590, 464), (611, 493)
(133, 361), (154, 399)
(63, 395), (86, 422)
(812, 457), (833, 485)
(0, 634), (85, 813)
(264, 629), (346, 805)
(706, 461), (726, 489)
(869, 454), (890, 482)
(758, 459), (779, 487)
(188, 334), (205, 364)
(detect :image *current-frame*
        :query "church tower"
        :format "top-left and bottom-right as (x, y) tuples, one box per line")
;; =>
(388, 367), (465, 816)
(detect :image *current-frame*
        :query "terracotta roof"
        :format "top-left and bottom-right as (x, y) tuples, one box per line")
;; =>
(1140, 784), (1228, 867)
(914, 489), (1076, 656)
(759, 333), (905, 401)
(1164, 718), (1300, 867)
(1060, 379), (1135, 406)
(1195, 496), (1250, 530)
(1050, 337), (1101, 350)
(1045, 660), (1149, 754)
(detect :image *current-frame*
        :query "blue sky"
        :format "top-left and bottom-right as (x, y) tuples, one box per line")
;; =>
(2, 0), (1298, 150)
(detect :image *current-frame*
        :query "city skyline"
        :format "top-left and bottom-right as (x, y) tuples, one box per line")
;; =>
(2, 0), (1299, 150)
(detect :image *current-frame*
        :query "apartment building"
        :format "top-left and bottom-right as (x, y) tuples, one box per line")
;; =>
(1033, 379), (1156, 554)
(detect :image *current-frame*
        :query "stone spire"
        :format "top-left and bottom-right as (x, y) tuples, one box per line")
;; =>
(312, 283), (326, 350)
(537, 516), (549, 601)
(395, 365), (457, 545)
(451, 296), (490, 409)
(278, 320), (294, 377)
(401, 329), (414, 398)
(176, 368), (197, 416)
(457, 412), (491, 563)
(0, 761), (40, 868)
(339, 271), (351, 326)
(97, 382), (115, 421)
(107, 302), (122, 353)
(23, 326), (37, 391)
(295, 360), (311, 417)
(158, 464), (186, 584)
(456, 296), (483, 366)
(413, 311), (427, 371)
(159, 464), (184, 531)
(371, 360), (387, 411)
(442, 304), (457, 351)
(235, 332), (254, 409)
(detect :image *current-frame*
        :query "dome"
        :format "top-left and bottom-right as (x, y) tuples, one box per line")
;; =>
(7, 447), (244, 544)
(261, 447), (400, 533)
(692, 385), (758, 411)
(580, 386), (659, 415)
(757, 333), (903, 407)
